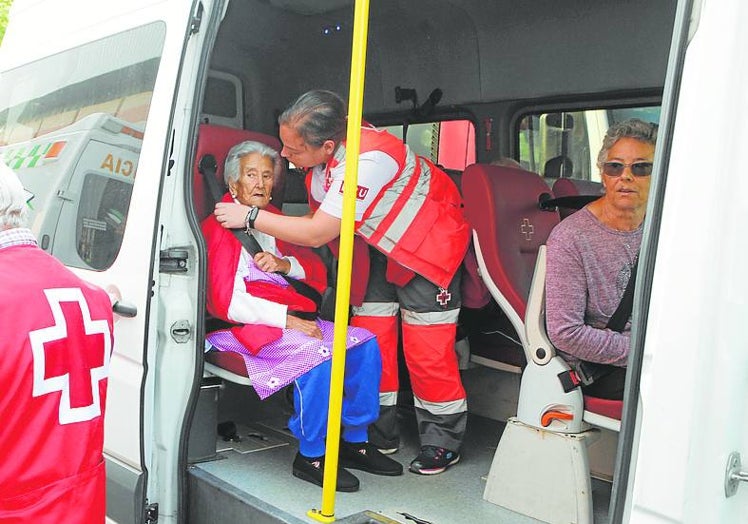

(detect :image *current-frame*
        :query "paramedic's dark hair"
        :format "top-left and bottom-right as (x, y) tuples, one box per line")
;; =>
(278, 90), (347, 147)
(597, 118), (659, 166)
(223, 140), (282, 187)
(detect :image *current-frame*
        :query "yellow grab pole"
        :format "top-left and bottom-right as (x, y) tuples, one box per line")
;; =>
(308, 0), (370, 522)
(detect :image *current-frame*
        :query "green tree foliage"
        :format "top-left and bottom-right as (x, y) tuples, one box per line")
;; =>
(0, 0), (13, 46)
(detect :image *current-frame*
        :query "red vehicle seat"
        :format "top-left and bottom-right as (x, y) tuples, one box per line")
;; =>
(583, 395), (623, 420)
(462, 163), (559, 328)
(551, 177), (602, 219)
(195, 124), (284, 385)
(462, 163), (621, 421)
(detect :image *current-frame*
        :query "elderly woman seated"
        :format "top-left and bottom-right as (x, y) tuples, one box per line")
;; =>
(545, 119), (657, 401)
(202, 140), (402, 491)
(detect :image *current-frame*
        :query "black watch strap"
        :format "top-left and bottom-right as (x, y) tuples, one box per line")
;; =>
(245, 206), (259, 232)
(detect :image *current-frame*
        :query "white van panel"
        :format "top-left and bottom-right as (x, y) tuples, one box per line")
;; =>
(1, 1), (213, 522)
(631, 0), (748, 521)
(1, 0), (172, 68)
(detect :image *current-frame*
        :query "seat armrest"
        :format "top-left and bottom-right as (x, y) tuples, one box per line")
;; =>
(525, 246), (555, 365)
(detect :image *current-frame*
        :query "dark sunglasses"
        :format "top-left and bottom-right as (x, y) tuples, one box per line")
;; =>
(601, 161), (653, 177)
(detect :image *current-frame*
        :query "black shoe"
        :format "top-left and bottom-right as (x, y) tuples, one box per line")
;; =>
(339, 441), (404, 476)
(292, 452), (360, 492)
(409, 445), (460, 475)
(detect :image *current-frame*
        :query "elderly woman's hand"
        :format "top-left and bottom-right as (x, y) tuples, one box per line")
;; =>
(214, 202), (249, 229)
(286, 315), (322, 339)
(254, 252), (291, 274)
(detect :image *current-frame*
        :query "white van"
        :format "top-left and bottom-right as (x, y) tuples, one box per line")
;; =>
(0, 1), (745, 523)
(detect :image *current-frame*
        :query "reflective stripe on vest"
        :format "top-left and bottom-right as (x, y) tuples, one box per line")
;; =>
(401, 309), (460, 325)
(357, 149), (427, 253)
(413, 397), (467, 415)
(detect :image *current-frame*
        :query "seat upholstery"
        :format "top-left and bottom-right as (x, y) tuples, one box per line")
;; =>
(552, 177), (602, 219)
(462, 164), (559, 338)
(552, 177), (602, 199)
(583, 395), (623, 420)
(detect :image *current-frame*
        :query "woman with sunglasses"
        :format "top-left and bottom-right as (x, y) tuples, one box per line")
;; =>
(545, 118), (658, 400)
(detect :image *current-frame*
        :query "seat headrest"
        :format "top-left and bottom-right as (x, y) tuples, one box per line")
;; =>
(552, 177), (602, 198)
(193, 123), (285, 220)
(543, 155), (573, 179)
(551, 178), (602, 219)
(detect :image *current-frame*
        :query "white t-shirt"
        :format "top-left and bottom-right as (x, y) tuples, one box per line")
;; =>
(309, 150), (399, 220)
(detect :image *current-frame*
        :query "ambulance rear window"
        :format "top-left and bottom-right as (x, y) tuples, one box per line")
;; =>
(77, 174), (132, 270)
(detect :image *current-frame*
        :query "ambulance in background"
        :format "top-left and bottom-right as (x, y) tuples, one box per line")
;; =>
(0, 113), (141, 270)
(0, 1), (745, 524)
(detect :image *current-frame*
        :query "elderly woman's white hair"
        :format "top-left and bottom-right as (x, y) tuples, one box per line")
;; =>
(0, 162), (29, 230)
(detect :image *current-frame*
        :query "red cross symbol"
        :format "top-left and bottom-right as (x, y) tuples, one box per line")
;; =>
(520, 218), (534, 241)
(436, 287), (452, 307)
(29, 288), (111, 425)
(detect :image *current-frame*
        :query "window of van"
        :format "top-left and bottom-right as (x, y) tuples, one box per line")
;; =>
(518, 105), (660, 182)
(286, 119), (476, 174)
(77, 174), (133, 270)
(0, 23), (165, 271)
(382, 119), (476, 171)
(201, 70), (243, 128)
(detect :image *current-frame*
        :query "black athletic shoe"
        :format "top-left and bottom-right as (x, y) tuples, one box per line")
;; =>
(339, 441), (404, 476)
(292, 452), (360, 492)
(409, 445), (460, 475)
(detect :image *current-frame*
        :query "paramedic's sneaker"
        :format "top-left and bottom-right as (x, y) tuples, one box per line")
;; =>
(339, 441), (403, 476)
(292, 452), (360, 492)
(409, 445), (460, 475)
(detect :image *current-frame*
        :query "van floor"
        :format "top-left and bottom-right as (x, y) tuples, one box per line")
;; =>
(188, 382), (612, 524)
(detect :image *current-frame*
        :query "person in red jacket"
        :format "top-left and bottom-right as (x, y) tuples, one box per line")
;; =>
(0, 162), (114, 523)
(204, 140), (402, 492)
(214, 91), (470, 475)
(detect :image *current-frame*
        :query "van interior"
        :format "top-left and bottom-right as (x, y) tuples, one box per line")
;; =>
(0, 0), (678, 523)
(184, 1), (675, 522)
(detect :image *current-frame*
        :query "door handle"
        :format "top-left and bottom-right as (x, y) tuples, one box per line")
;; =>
(725, 451), (748, 497)
(112, 300), (138, 318)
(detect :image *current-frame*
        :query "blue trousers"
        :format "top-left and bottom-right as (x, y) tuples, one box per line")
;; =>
(288, 337), (381, 458)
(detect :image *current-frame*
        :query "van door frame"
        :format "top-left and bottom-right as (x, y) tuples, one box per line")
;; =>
(613, 0), (694, 520)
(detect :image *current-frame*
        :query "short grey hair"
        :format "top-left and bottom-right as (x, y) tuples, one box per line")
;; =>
(223, 140), (282, 186)
(597, 118), (658, 166)
(0, 162), (28, 230)
(278, 90), (347, 147)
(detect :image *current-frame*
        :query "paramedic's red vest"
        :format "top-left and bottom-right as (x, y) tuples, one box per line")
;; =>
(0, 244), (113, 523)
(307, 126), (470, 288)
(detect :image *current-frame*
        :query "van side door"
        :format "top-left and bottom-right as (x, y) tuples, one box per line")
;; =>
(0, 1), (221, 522)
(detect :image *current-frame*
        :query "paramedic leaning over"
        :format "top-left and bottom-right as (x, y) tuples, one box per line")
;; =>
(545, 118), (657, 401)
(215, 90), (470, 475)
(0, 162), (114, 523)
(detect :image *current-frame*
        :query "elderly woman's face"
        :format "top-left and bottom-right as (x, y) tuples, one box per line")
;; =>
(229, 152), (275, 209)
(600, 137), (654, 212)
